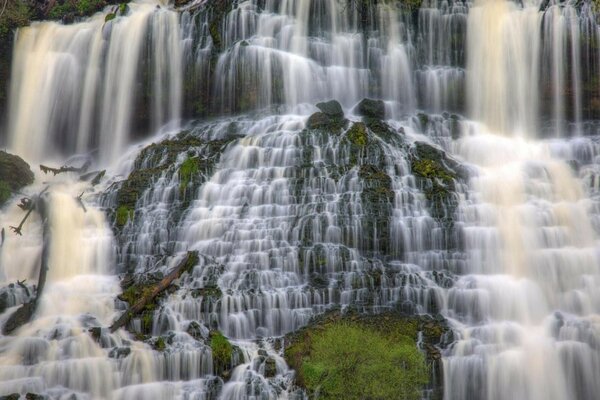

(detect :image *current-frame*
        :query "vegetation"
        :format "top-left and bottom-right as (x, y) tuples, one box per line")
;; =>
(210, 331), (233, 369)
(285, 316), (429, 400)
(346, 122), (368, 147)
(115, 205), (133, 228)
(47, 0), (107, 21)
(179, 157), (200, 196)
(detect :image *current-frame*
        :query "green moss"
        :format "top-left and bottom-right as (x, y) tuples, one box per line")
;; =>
(179, 157), (200, 196)
(0, 181), (11, 206)
(104, 12), (116, 22)
(412, 159), (454, 183)
(346, 122), (368, 147)
(0, 0), (31, 40)
(151, 336), (166, 351)
(47, 0), (107, 21)
(210, 331), (233, 368)
(118, 3), (128, 15)
(115, 205), (133, 228)
(141, 312), (154, 332)
(286, 320), (428, 400)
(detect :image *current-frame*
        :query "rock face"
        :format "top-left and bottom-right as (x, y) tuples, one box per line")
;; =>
(0, 151), (34, 206)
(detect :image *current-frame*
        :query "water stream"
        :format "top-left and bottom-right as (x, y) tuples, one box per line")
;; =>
(0, 0), (599, 399)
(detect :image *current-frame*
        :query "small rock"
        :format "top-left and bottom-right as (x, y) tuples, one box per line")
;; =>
(108, 346), (131, 359)
(357, 98), (385, 119)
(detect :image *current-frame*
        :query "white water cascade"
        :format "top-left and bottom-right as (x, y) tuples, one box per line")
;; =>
(0, 0), (599, 399)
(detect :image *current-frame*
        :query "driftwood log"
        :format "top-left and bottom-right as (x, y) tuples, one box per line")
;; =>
(109, 251), (199, 332)
(3, 195), (50, 335)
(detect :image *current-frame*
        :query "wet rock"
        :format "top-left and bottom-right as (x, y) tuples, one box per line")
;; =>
(0, 151), (34, 207)
(0, 394), (20, 400)
(0, 292), (8, 314)
(264, 357), (277, 378)
(357, 98), (385, 119)
(25, 394), (45, 400)
(306, 112), (331, 130)
(409, 141), (469, 224)
(307, 100), (347, 132)
(108, 346), (131, 359)
(316, 100), (344, 119)
(186, 320), (209, 342)
(88, 327), (102, 342)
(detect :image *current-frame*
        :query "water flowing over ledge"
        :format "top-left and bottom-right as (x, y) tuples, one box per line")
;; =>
(0, 0), (599, 399)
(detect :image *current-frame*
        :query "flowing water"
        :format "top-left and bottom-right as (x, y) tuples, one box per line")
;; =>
(1, 0), (600, 399)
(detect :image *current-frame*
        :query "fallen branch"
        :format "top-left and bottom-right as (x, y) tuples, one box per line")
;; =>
(40, 160), (91, 176)
(9, 186), (48, 236)
(3, 195), (50, 335)
(109, 251), (199, 333)
(75, 192), (87, 213)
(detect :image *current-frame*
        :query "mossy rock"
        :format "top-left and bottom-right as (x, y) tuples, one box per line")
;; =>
(0, 151), (34, 207)
(263, 356), (277, 378)
(210, 330), (242, 379)
(356, 98), (385, 120)
(0, 394), (20, 400)
(306, 112), (347, 132)
(111, 131), (235, 230)
(284, 311), (439, 400)
(346, 122), (368, 147)
(25, 394), (45, 400)
(410, 142), (466, 224)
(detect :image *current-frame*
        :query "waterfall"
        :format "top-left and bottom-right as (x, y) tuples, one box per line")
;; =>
(7, 0), (182, 162)
(0, 0), (599, 399)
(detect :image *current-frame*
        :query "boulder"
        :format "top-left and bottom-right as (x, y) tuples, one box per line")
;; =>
(0, 151), (34, 206)
(316, 100), (344, 119)
(356, 98), (385, 119)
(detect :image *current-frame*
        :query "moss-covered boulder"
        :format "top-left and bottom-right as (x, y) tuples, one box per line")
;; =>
(284, 311), (447, 400)
(356, 98), (385, 120)
(112, 131), (235, 229)
(209, 330), (242, 379)
(409, 141), (467, 224)
(0, 151), (34, 207)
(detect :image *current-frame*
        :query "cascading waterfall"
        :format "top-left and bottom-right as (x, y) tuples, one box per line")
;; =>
(7, 0), (182, 162)
(0, 0), (599, 399)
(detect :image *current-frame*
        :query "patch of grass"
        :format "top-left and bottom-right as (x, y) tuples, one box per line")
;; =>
(179, 157), (200, 196)
(210, 331), (233, 368)
(115, 205), (132, 228)
(286, 320), (428, 400)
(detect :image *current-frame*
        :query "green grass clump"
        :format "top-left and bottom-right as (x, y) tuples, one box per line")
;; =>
(287, 322), (428, 400)
(210, 331), (233, 368)
(178, 157), (200, 195)
(115, 205), (132, 228)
